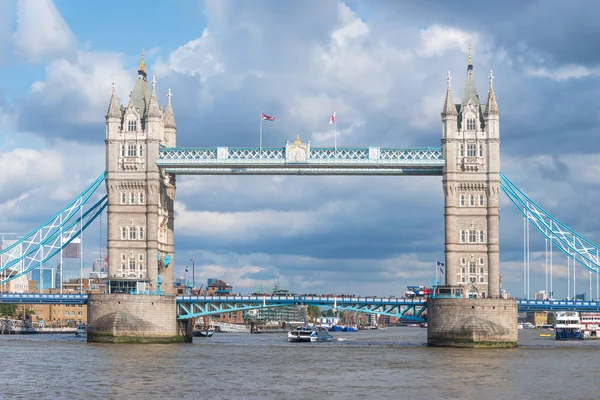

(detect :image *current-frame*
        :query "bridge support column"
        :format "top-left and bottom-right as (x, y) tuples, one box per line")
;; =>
(427, 297), (518, 347)
(87, 294), (184, 343)
(178, 319), (194, 343)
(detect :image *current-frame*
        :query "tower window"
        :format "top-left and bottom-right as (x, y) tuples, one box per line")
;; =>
(479, 195), (485, 206)
(460, 230), (467, 243)
(127, 144), (137, 157)
(469, 230), (477, 243)
(470, 195), (475, 207)
(479, 257), (485, 265)
(139, 227), (145, 240)
(121, 227), (127, 240)
(129, 259), (136, 270)
(469, 262), (477, 274)
(479, 230), (485, 243)
(120, 145), (125, 157)
(128, 120), (137, 132)
(460, 144), (464, 157)
(139, 144), (144, 157)
(467, 144), (476, 157)
(466, 118), (476, 131)
(460, 257), (466, 265)
(479, 144), (484, 157)
(139, 192), (145, 204)
(129, 192), (135, 204)
(460, 195), (465, 206)
(120, 192), (126, 204)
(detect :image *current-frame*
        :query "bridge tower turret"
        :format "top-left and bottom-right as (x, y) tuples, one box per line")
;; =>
(441, 46), (501, 298)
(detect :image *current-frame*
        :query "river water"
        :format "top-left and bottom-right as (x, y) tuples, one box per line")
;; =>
(0, 328), (598, 400)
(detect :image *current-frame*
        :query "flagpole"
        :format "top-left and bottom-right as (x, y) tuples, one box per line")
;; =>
(259, 111), (263, 158)
(435, 261), (438, 287)
(334, 118), (337, 152)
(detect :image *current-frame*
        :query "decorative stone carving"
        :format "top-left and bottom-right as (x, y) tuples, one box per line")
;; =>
(286, 134), (308, 163)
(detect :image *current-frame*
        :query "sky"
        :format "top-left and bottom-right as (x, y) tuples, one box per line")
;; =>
(1, 0), (600, 299)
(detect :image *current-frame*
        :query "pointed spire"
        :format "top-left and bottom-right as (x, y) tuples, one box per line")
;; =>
(139, 49), (146, 72)
(484, 70), (499, 116)
(164, 88), (176, 128)
(468, 42), (472, 67)
(147, 75), (161, 118)
(106, 77), (120, 119)
(442, 71), (457, 117)
(462, 43), (479, 106)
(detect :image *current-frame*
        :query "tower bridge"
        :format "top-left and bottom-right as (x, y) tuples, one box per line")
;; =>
(0, 50), (599, 346)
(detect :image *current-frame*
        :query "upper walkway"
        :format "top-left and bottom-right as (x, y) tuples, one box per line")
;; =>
(156, 146), (445, 175)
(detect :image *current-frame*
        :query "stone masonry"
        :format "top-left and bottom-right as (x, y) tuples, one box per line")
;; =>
(442, 47), (500, 298)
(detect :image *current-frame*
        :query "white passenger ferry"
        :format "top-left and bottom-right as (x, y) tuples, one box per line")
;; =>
(555, 312), (583, 340)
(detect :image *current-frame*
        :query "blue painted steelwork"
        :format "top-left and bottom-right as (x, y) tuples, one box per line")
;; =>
(517, 299), (600, 312)
(0, 195), (108, 284)
(501, 173), (600, 275)
(0, 293), (88, 305)
(156, 146), (444, 176)
(176, 295), (428, 321)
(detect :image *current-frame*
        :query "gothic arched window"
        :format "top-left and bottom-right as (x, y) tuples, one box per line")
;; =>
(128, 120), (137, 132)
(479, 144), (484, 157)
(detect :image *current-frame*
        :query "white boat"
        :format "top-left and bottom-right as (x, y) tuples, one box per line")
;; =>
(580, 313), (600, 339)
(75, 324), (87, 337)
(287, 327), (333, 342)
(555, 312), (583, 340)
(193, 329), (215, 338)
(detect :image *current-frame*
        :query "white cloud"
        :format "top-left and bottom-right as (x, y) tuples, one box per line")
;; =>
(526, 64), (599, 81)
(12, 0), (76, 63)
(416, 25), (475, 58)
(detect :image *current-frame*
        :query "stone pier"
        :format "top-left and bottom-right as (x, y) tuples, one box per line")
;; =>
(87, 294), (186, 343)
(427, 297), (518, 348)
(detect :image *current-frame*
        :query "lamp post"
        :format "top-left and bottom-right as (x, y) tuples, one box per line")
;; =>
(191, 257), (195, 291)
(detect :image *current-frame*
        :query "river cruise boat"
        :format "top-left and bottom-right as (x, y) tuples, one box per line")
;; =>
(75, 324), (87, 337)
(580, 313), (600, 339)
(555, 312), (583, 340)
(287, 326), (333, 342)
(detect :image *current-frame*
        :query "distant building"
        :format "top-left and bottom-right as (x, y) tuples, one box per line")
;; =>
(32, 268), (55, 290)
(534, 290), (549, 300)
(207, 280), (232, 296)
(207, 278), (218, 287)
(526, 311), (548, 327)
(575, 293), (586, 301)
(0, 269), (29, 293)
(92, 257), (107, 273)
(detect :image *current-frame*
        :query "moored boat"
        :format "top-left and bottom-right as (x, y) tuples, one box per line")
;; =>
(555, 312), (583, 340)
(580, 313), (600, 339)
(193, 329), (215, 337)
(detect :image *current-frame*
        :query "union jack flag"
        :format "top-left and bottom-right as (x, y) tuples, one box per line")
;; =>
(261, 112), (275, 121)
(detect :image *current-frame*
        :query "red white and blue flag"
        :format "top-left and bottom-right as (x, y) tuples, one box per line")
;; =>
(261, 112), (275, 121)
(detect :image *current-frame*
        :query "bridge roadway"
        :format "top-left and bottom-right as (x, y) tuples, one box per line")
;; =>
(2, 294), (600, 317)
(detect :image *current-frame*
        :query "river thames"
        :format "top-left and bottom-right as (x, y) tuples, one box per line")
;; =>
(0, 328), (598, 399)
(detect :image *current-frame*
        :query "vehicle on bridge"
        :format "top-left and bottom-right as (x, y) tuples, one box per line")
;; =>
(405, 286), (433, 298)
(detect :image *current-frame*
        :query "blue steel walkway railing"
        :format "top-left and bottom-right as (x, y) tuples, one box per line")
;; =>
(156, 146), (445, 175)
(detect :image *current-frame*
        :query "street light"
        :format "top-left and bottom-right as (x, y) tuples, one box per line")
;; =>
(190, 257), (195, 291)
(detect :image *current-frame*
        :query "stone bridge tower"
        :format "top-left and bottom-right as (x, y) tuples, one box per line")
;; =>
(441, 48), (500, 298)
(104, 53), (177, 296)
(88, 52), (182, 343)
(428, 48), (516, 348)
